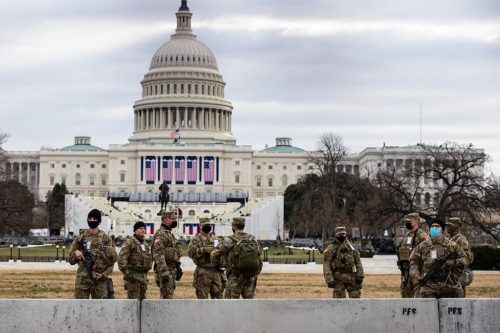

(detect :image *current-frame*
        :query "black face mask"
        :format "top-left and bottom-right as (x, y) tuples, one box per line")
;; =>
(232, 228), (236, 234)
(336, 235), (346, 243)
(202, 225), (212, 233)
(88, 220), (99, 229)
(405, 222), (413, 230)
(170, 220), (178, 228)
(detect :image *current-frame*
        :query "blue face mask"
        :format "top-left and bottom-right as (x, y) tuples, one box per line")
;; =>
(429, 227), (441, 238)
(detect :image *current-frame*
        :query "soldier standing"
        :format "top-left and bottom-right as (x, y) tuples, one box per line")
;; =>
(410, 219), (467, 298)
(188, 217), (222, 299)
(397, 212), (430, 298)
(323, 226), (364, 298)
(218, 217), (262, 299)
(69, 209), (117, 299)
(118, 221), (153, 300)
(152, 211), (181, 299)
(446, 217), (474, 296)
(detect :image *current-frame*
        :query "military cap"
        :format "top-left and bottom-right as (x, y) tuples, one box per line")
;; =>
(446, 217), (461, 227)
(232, 217), (245, 227)
(335, 226), (347, 234)
(162, 210), (177, 219)
(199, 217), (211, 225)
(404, 212), (420, 222)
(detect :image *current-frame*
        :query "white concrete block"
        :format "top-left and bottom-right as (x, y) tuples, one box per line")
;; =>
(439, 298), (500, 333)
(0, 300), (140, 333)
(142, 299), (439, 333)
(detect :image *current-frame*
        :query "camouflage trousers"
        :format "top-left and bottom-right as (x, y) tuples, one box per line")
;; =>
(419, 283), (463, 299)
(124, 277), (148, 300)
(332, 272), (361, 298)
(74, 275), (108, 299)
(155, 267), (176, 299)
(193, 266), (222, 299)
(226, 273), (258, 299)
(400, 267), (417, 298)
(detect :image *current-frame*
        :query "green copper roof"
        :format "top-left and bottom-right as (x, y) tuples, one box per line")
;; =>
(61, 144), (103, 152)
(261, 145), (306, 153)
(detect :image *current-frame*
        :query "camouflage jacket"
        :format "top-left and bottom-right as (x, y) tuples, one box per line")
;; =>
(218, 232), (263, 275)
(409, 237), (467, 286)
(398, 228), (429, 262)
(151, 224), (180, 273)
(69, 229), (117, 279)
(188, 232), (214, 268)
(449, 232), (474, 267)
(117, 235), (152, 279)
(210, 237), (230, 269)
(323, 239), (364, 284)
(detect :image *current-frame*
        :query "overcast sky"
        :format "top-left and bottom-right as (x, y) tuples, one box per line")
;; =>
(1, 0), (499, 174)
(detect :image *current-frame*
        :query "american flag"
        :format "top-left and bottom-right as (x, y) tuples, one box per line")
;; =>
(204, 157), (214, 184)
(145, 157), (156, 184)
(162, 157), (173, 182)
(175, 157), (185, 184)
(187, 157), (197, 184)
(170, 128), (180, 138)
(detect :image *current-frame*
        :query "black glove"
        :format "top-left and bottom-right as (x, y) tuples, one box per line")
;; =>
(124, 270), (135, 282)
(355, 276), (364, 286)
(160, 273), (170, 284)
(175, 262), (183, 281)
(327, 280), (335, 288)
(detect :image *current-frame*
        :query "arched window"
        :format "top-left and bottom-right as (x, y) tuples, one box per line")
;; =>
(282, 175), (288, 187)
(188, 210), (196, 216)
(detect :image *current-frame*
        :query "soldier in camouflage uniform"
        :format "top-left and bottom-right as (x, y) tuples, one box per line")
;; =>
(152, 211), (181, 299)
(69, 209), (117, 299)
(323, 226), (364, 298)
(188, 217), (222, 299)
(210, 235), (229, 298)
(118, 221), (153, 300)
(410, 219), (468, 298)
(217, 217), (263, 299)
(397, 212), (430, 298)
(446, 217), (474, 297)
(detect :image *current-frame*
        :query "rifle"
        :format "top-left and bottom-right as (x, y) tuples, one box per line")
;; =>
(414, 251), (458, 291)
(79, 242), (96, 281)
(175, 262), (183, 281)
(106, 278), (115, 299)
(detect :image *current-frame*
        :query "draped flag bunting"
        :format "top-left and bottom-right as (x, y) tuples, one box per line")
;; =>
(175, 156), (185, 184)
(162, 156), (173, 183)
(145, 223), (155, 234)
(187, 156), (197, 184)
(203, 156), (214, 184)
(145, 156), (156, 184)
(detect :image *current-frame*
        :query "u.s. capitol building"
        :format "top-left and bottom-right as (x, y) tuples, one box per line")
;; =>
(3, 1), (452, 210)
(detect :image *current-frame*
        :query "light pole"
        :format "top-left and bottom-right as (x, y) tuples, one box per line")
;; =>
(56, 245), (59, 261)
(62, 246), (66, 261)
(17, 245), (21, 262)
(9, 244), (13, 261)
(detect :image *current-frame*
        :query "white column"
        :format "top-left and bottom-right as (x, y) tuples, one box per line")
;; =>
(176, 108), (180, 128)
(183, 108), (188, 128)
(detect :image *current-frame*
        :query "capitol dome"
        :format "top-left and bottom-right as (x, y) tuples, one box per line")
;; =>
(130, 0), (235, 145)
(149, 38), (218, 71)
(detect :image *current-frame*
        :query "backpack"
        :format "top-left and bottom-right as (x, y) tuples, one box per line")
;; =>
(229, 235), (261, 273)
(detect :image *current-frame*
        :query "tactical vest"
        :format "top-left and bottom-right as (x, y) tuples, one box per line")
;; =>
(127, 238), (152, 272)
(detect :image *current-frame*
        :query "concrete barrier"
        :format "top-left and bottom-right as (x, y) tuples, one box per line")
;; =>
(439, 298), (500, 333)
(142, 299), (439, 333)
(0, 299), (140, 333)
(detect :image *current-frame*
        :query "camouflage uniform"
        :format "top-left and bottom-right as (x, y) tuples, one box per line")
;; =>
(218, 218), (263, 299)
(118, 235), (153, 300)
(188, 226), (222, 299)
(323, 238), (364, 298)
(69, 230), (117, 299)
(447, 218), (474, 297)
(210, 236), (229, 298)
(397, 214), (430, 298)
(409, 237), (467, 298)
(152, 224), (181, 299)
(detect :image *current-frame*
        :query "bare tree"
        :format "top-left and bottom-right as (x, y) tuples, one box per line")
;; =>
(309, 133), (347, 245)
(0, 132), (9, 180)
(374, 142), (499, 243)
